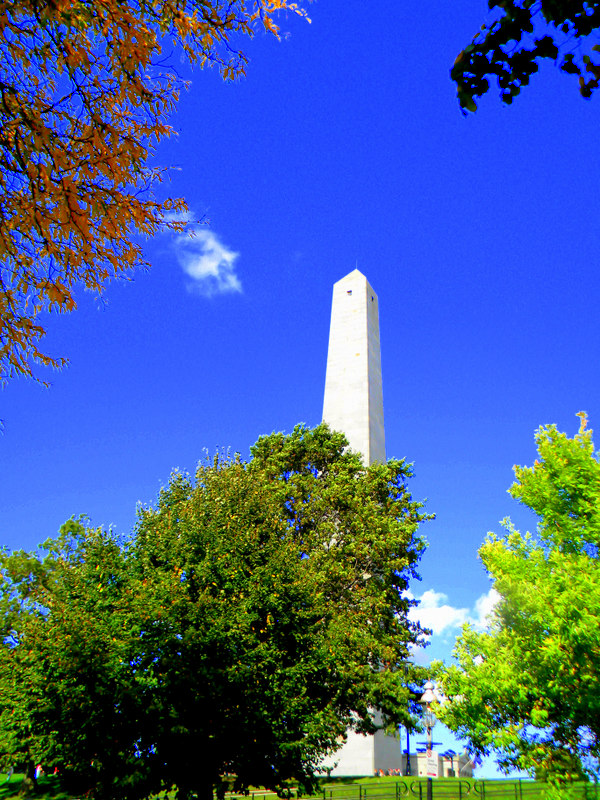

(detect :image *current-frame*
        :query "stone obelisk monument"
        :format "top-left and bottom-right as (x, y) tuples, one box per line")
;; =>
(320, 270), (399, 777)
(322, 269), (385, 465)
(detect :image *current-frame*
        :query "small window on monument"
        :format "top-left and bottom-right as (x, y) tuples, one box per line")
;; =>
(371, 296), (374, 301)
(347, 290), (352, 295)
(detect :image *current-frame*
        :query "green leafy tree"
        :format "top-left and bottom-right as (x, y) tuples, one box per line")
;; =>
(0, 519), (153, 798)
(452, 1), (600, 112)
(436, 414), (600, 788)
(0, 424), (430, 800)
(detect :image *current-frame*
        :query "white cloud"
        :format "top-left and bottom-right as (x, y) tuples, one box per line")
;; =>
(172, 226), (242, 298)
(409, 590), (469, 635)
(470, 587), (500, 630)
(408, 587), (500, 636)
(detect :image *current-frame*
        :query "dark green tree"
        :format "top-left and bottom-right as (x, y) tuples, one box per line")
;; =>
(452, 1), (600, 111)
(0, 424), (431, 800)
(436, 414), (600, 792)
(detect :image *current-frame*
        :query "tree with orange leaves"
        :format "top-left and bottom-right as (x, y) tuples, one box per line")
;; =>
(0, 0), (308, 385)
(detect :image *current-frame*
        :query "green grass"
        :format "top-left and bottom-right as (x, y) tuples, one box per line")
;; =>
(315, 776), (598, 800)
(230, 776), (599, 800)
(0, 774), (71, 800)
(0, 773), (596, 800)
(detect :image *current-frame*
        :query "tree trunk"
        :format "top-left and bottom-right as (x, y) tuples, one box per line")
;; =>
(195, 781), (214, 800)
(18, 760), (37, 797)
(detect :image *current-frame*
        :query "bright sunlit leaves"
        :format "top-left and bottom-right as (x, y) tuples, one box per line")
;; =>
(437, 415), (600, 790)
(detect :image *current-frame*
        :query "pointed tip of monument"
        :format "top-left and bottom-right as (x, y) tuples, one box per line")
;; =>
(334, 268), (378, 295)
(335, 268), (367, 284)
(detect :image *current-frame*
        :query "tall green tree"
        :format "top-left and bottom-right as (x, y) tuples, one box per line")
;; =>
(437, 414), (600, 788)
(452, 1), (600, 111)
(0, 424), (430, 800)
(0, 519), (147, 797)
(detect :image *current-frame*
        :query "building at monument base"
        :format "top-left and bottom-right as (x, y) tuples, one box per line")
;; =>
(319, 727), (405, 777)
(320, 743), (473, 779)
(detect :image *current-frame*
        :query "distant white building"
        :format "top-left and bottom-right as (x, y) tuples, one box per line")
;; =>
(411, 751), (473, 779)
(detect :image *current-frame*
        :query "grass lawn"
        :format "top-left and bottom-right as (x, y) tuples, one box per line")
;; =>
(0, 775), (71, 800)
(0, 773), (596, 800)
(231, 776), (598, 800)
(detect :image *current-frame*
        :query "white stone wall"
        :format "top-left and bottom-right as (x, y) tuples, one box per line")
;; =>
(320, 731), (375, 777)
(322, 269), (385, 466)
(401, 753), (419, 777)
(372, 729), (403, 773)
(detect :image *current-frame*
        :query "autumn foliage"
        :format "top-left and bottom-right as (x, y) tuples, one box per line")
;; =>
(0, 0), (308, 384)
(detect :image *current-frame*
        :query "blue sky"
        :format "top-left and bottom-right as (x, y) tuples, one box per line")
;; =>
(2, 0), (600, 779)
